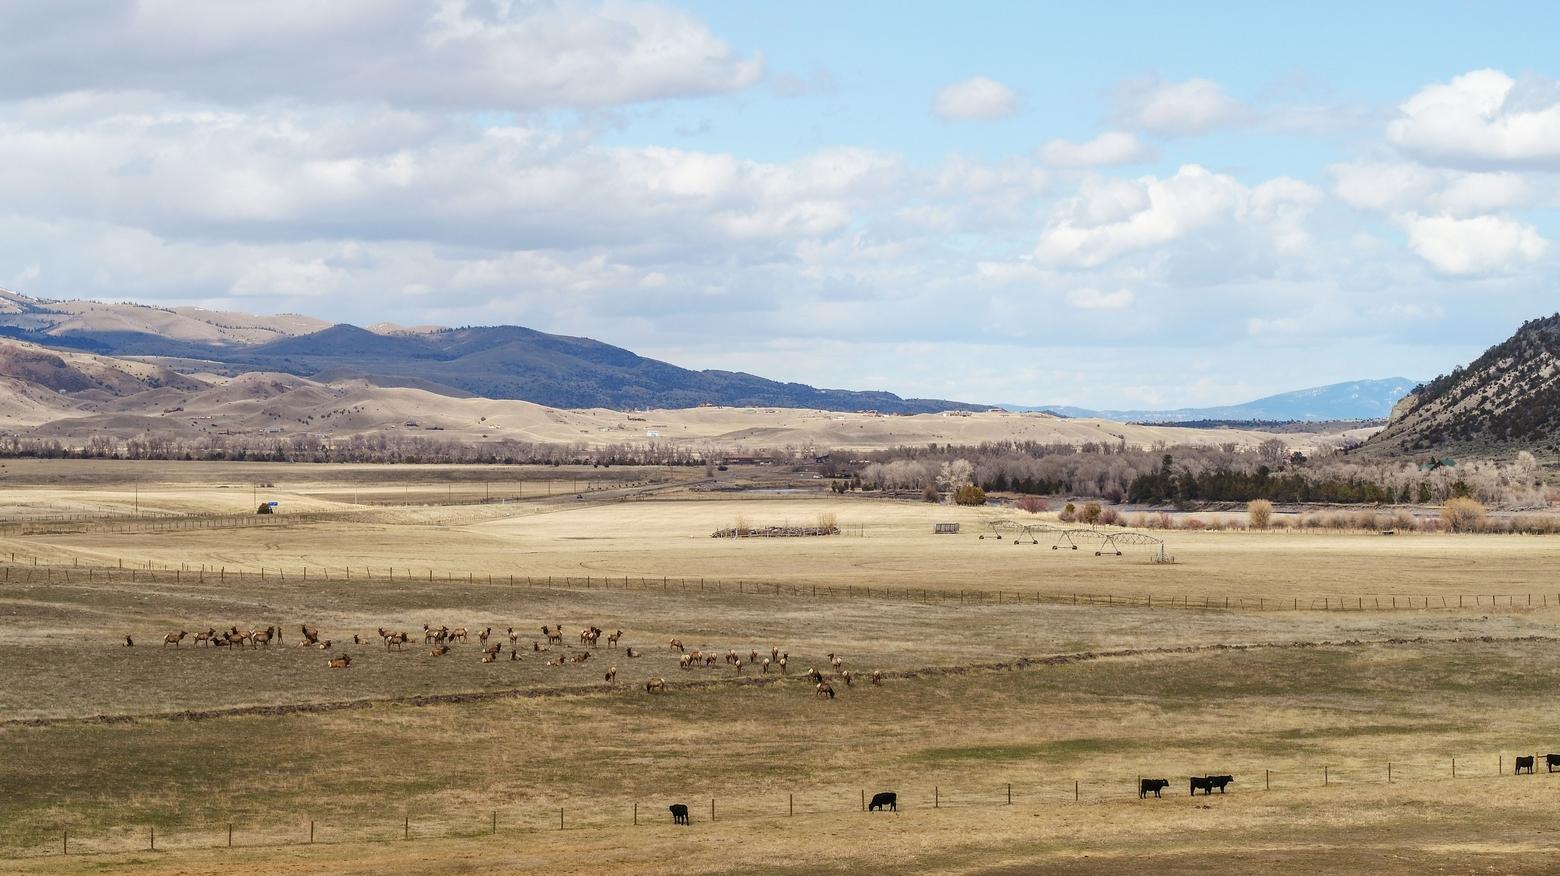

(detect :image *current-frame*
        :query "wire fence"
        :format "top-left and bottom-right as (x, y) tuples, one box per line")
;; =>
(0, 551), (1558, 613)
(7, 752), (1558, 860)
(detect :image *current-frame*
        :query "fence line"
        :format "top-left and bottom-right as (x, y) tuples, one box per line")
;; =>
(8, 753), (1557, 860)
(0, 552), (1555, 614)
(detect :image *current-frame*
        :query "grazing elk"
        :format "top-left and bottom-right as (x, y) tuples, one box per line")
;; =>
(123, 634), (134, 647)
(840, 669), (853, 687)
(870, 670), (883, 686)
(162, 631), (187, 648)
(778, 657), (788, 674)
(762, 658), (771, 674)
(645, 677), (667, 693)
(816, 682), (836, 699)
(1516, 756), (1536, 775)
(1140, 779), (1170, 799)
(679, 654), (694, 670)
(749, 649), (759, 664)
(327, 654), (351, 669)
(807, 668), (824, 684)
(605, 666), (617, 683)
(770, 646), (780, 663)
(868, 792), (896, 812)
(669, 638), (685, 653)
(669, 803), (689, 825)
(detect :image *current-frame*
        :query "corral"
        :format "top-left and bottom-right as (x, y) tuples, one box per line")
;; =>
(4, 460), (1560, 875)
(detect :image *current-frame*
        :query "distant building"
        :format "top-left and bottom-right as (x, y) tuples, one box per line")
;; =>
(933, 523), (960, 534)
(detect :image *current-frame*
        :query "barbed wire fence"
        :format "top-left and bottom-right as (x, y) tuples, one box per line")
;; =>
(6, 752), (1556, 860)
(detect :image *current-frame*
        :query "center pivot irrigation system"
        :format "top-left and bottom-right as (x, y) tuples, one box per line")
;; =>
(977, 519), (1168, 559)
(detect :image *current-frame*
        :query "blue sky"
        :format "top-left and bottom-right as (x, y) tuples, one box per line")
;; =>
(1, 1), (1558, 407)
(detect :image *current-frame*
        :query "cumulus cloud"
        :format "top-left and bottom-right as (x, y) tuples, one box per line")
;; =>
(1037, 131), (1153, 167)
(1331, 161), (1534, 216)
(933, 76), (1019, 120)
(0, 0), (764, 109)
(1395, 212), (1547, 275)
(1387, 69), (1560, 168)
(1033, 165), (1320, 268)
(1066, 288), (1135, 310)
(1113, 78), (1244, 136)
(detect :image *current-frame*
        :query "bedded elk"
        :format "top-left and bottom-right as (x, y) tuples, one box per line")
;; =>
(481, 651), (498, 663)
(162, 631), (187, 648)
(430, 644), (450, 657)
(626, 647), (641, 658)
(300, 624), (320, 646)
(327, 654), (351, 669)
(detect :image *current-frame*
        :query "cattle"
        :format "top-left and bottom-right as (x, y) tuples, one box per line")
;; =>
(1547, 754), (1560, 773)
(1140, 778), (1170, 799)
(669, 803), (689, 825)
(1191, 775), (1234, 795)
(868, 792), (897, 812)
(1516, 756), (1535, 775)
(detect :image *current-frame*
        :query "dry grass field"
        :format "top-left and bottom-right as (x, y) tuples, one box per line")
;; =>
(4, 460), (1560, 874)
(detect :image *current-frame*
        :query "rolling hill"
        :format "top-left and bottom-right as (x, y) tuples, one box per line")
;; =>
(1358, 314), (1560, 459)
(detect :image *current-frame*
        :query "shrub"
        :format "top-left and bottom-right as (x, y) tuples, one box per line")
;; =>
(1057, 508), (1076, 523)
(1099, 508), (1120, 526)
(1183, 517), (1207, 530)
(922, 485), (939, 503)
(954, 485), (987, 506)
(816, 512), (838, 531)
(1441, 497), (1488, 533)
(1247, 499), (1273, 530)
(1081, 501), (1103, 525)
(1015, 496), (1049, 514)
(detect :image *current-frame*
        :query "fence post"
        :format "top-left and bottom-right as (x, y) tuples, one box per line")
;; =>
(309, 820), (314, 843)
(405, 816), (409, 840)
(1323, 766), (1328, 786)
(560, 808), (564, 830)
(789, 793), (793, 817)
(228, 823), (233, 848)
(861, 789), (865, 811)
(150, 826), (155, 851)
(1007, 782), (1012, 805)
(935, 786), (939, 808)
(634, 803), (638, 825)
(492, 810), (497, 835)
(1074, 780), (1079, 801)
(711, 798), (716, 822)
(1452, 757), (1456, 778)
(1265, 769), (1270, 790)
(62, 829), (67, 855)
(1387, 762), (1392, 783)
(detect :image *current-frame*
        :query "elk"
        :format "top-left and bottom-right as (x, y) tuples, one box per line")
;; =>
(430, 644), (450, 657)
(194, 628), (217, 647)
(669, 638), (685, 653)
(507, 628), (520, 646)
(816, 682), (836, 699)
(645, 677), (667, 693)
(478, 627), (492, 646)
(570, 652), (591, 664)
(300, 624), (320, 646)
(162, 631), (187, 648)
(830, 655), (844, 673)
(607, 630), (623, 648)
(251, 626), (275, 647)
(546, 627), (563, 645)
(733, 661), (743, 675)
(451, 627), (468, 643)
(807, 668), (824, 684)
(509, 650), (520, 661)
(316, 640), (332, 650)
(327, 654), (351, 669)
(703, 654), (717, 667)
(778, 657), (788, 674)
(123, 634), (134, 647)
(770, 646), (780, 663)
(626, 647), (641, 658)
(762, 658), (771, 674)
(481, 651), (498, 664)
(382, 631), (408, 651)
(533, 641), (547, 652)
(749, 649), (759, 664)
(725, 650), (740, 665)
(605, 666), (617, 683)
(871, 670), (883, 686)
(679, 654), (694, 670)
(841, 669), (854, 687)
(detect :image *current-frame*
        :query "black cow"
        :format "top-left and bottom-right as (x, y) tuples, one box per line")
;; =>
(1190, 775), (1233, 795)
(1139, 778), (1170, 799)
(1516, 756), (1535, 775)
(669, 803), (689, 825)
(1547, 754), (1560, 773)
(868, 791), (897, 812)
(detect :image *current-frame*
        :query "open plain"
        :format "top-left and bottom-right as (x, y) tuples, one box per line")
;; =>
(4, 461), (1560, 874)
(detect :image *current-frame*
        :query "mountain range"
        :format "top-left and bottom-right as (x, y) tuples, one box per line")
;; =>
(1003, 378), (1417, 423)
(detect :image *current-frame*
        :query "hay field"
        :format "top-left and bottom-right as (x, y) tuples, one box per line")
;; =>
(4, 460), (1560, 873)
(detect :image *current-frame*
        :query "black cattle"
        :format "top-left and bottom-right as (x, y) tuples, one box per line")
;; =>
(1516, 756), (1535, 775)
(1139, 778), (1170, 799)
(1547, 754), (1560, 773)
(1190, 775), (1233, 795)
(868, 792), (897, 812)
(669, 803), (689, 825)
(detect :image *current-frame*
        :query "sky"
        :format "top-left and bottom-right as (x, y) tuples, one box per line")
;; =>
(2, 1), (1559, 408)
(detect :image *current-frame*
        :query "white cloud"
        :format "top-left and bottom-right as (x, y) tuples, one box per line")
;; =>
(1395, 212), (1547, 275)
(0, 0), (763, 110)
(1066, 288), (1135, 310)
(1388, 69), (1560, 168)
(1114, 78), (1244, 136)
(933, 76), (1019, 120)
(1034, 165), (1319, 268)
(1332, 161), (1535, 216)
(1037, 131), (1153, 167)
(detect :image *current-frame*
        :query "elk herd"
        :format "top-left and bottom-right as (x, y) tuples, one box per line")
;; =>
(126, 620), (885, 696)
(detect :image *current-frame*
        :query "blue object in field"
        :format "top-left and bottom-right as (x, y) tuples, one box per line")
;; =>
(267, 501), (279, 506)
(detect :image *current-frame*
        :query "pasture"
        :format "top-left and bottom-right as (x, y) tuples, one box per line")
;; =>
(3, 460), (1560, 874)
